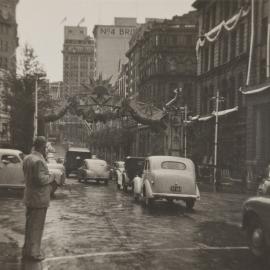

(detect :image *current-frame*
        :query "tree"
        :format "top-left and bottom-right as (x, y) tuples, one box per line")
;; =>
(3, 44), (74, 153)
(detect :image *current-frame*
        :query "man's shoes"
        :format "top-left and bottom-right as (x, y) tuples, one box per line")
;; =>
(22, 254), (45, 261)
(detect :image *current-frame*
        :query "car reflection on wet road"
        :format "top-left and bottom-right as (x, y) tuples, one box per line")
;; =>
(0, 178), (269, 270)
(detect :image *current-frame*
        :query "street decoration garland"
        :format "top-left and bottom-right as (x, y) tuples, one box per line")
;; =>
(196, 6), (250, 59)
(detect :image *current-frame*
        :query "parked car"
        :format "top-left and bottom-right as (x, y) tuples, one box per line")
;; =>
(0, 149), (64, 196)
(47, 158), (66, 186)
(138, 156), (200, 208)
(110, 161), (125, 188)
(78, 159), (110, 184)
(257, 164), (270, 196)
(64, 147), (92, 177)
(122, 157), (145, 192)
(0, 149), (25, 189)
(242, 195), (270, 259)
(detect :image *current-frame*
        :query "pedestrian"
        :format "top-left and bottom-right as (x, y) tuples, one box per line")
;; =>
(22, 136), (57, 261)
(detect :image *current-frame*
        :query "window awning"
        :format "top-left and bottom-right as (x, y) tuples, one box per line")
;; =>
(193, 106), (238, 122)
(240, 84), (270, 95)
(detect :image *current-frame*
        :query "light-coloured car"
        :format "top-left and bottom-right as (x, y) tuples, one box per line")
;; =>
(140, 156), (200, 209)
(47, 158), (66, 186)
(78, 159), (110, 184)
(0, 148), (64, 195)
(0, 149), (25, 188)
(242, 196), (270, 259)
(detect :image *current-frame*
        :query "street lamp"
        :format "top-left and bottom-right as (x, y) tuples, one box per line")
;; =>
(211, 89), (224, 191)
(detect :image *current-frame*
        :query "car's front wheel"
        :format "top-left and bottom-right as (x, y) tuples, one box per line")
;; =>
(185, 199), (195, 210)
(247, 217), (266, 257)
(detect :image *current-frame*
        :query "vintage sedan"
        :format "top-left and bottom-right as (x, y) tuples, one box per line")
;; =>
(78, 159), (110, 184)
(140, 156), (200, 209)
(242, 195), (270, 258)
(47, 158), (66, 186)
(0, 149), (25, 189)
(0, 149), (64, 196)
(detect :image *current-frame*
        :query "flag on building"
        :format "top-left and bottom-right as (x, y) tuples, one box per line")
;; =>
(60, 16), (67, 25)
(77, 17), (85, 26)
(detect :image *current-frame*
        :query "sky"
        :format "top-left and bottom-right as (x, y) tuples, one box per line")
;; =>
(17, 0), (195, 82)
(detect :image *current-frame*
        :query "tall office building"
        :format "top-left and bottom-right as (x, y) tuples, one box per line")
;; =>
(0, 0), (19, 147)
(93, 17), (138, 85)
(62, 26), (95, 94)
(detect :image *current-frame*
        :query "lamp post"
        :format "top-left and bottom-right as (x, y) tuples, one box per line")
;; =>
(34, 77), (38, 139)
(211, 89), (224, 191)
(33, 72), (46, 141)
(180, 105), (188, 158)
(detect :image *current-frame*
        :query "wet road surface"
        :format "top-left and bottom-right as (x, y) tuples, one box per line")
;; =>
(0, 178), (268, 270)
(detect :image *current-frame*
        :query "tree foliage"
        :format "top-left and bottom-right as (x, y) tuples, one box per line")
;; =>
(3, 44), (73, 153)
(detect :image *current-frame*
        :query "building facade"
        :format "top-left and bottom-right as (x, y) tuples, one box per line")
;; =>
(93, 17), (138, 85)
(0, 0), (19, 147)
(62, 26), (95, 95)
(192, 0), (270, 181)
(126, 12), (198, 157)
(62, 26), (95, 146)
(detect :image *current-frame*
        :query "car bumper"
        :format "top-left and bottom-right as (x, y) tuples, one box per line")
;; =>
(151, 193), (199, 200)
(0, 184), (25, 189)
(86, 177), (108, 180)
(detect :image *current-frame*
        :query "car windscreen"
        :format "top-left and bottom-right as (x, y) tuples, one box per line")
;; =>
(66, 151), (91, 161)
(161, 161), (186, 170)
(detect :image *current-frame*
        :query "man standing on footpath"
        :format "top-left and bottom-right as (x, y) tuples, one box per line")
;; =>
(22, 136), (57, 261)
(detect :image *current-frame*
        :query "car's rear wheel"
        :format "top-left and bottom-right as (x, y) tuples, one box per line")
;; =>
(167, 198), (174, 204)
(122, 176), (127, 192)
(144, 196), (154, 207)
(185, 199), (195, 210)
(247, 217), (266, 257)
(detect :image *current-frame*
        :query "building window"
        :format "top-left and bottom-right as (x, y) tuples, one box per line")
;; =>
(229, 77), (235, 108)
(204, 46), (209, 72)
(211, 3), (216, 28)
(260, 59), (267, 83)
(261, 17), (268, 45)
(230, 31), (237, 59)
(238, 23), (245, 54)
(210, 44), (215, 69)
(224, 1), (230, 20)
(155, 35), (159, 46)
(222, 35), (229, 63)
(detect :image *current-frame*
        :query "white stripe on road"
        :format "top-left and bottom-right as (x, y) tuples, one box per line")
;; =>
(44, 246), (249, 262)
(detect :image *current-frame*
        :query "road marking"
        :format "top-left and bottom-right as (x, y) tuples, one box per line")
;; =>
(44, 246), (249, 262)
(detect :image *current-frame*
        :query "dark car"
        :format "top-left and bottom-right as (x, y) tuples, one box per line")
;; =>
(122, 156), (145, 192)
(242, 195), (270, 259)
(64, 147), (92, 177)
